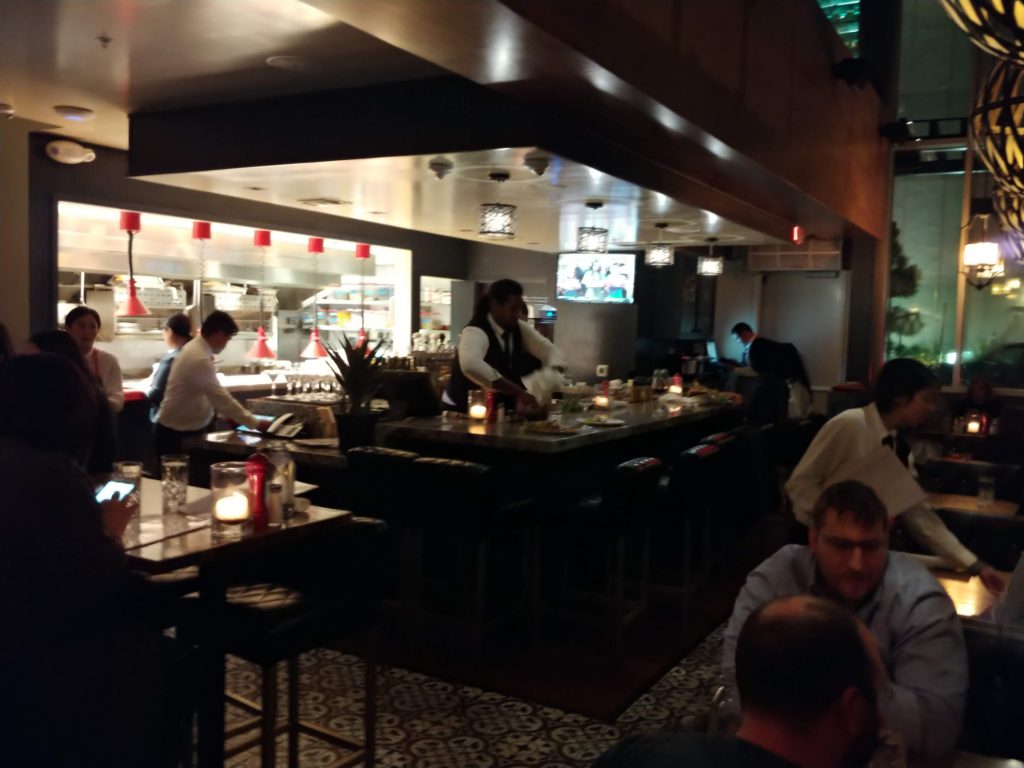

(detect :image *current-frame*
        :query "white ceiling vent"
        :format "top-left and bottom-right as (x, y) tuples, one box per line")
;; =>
(747, 240), (843, 271)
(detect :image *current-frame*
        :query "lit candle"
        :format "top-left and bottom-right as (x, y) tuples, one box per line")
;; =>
(214, 493), (250, 523)
(469, 404), (488, 420)
(594, 395), (610, 409)
(967, 419), (982, 435)
(668, 384), (684, 395)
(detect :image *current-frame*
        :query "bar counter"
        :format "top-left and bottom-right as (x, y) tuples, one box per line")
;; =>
(376, 401), (731, 454)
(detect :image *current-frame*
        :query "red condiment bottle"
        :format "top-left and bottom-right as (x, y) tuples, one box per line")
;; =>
(246, 451), (273, 533)
(486, 390), (498, 423)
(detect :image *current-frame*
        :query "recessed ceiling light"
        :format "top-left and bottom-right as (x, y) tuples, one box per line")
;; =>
(247, 186), (267, 191)
(368, 210), (388, 216)
(266, 55), (314, 72)
(53, 105), (95, 122)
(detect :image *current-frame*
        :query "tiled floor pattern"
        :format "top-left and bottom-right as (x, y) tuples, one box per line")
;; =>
(223, 626), (724, 767)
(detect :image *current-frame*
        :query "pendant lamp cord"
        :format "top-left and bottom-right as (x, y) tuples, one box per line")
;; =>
(127, 230), (136, 284)
(258, 245), (266, 329)
(198, 239), (206, 321)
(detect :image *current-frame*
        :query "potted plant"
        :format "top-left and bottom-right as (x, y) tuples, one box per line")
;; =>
(325, 334), (385, 451)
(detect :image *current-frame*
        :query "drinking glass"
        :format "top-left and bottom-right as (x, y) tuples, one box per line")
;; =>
(112, 461), (143, 513)
(978, 474), (996, 511)
(160, 454), (189, 515)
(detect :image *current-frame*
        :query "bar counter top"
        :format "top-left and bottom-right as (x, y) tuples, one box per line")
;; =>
(376, 401), (730, 454)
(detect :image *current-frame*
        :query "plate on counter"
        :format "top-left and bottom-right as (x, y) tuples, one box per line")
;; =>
(578, 416), (625, 427)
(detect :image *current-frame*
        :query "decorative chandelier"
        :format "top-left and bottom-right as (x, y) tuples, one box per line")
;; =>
(479, 171), (516, 239)
(971, 60), (1024, 194)
(994, 186), (1024, 233)
(938, 0), (1024, 63)
(697, 237), (723, 276)
(577, 201), (608, 253)
(645, 222), (673, 267)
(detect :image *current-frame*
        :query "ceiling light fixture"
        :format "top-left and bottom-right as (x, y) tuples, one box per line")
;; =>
(523, 150), (549, 176)
(428, 156), (454, 179)
(938, 0), (1024, 63)
(53, 105), (95, 122)
(972, 61), (1024, 194)
(265, 55), (315, 71)
(645, 222), (674, 267)
(697, 237), (723, 276)
(577, 201), (608, 253)
(479, 172), (516, 239)
(248, 229), (276, 360)
(116, 211), (151, 317)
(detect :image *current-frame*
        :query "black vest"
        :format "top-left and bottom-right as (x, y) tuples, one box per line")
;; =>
(445, 317), (525, 412)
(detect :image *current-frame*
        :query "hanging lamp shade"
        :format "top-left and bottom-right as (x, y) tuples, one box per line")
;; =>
(254, 229), (272, 247)
(192, 221), (211, 240)
(479, 203), (517, 239)
(355, 242), (371, 260)
(308, 237), (324, 253)
(247, 325), (276, 359)
(938, 0), (1024, 63)
(577, 227), (608, 253)
(301, 326), (329, 358)
(994, 187), (1024, 233)
(645, 244), (674, 267)
(972, 61), (1024, 194)
(116, 210), (150, 317)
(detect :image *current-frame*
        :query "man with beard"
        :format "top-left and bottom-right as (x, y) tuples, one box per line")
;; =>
(722, 481), (966, 757)
(592, 595), (885, 768)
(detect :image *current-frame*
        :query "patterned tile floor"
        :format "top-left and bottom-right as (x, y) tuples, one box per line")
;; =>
(223, 626), (725, 767)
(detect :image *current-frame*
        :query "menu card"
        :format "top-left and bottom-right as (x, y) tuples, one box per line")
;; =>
(827, 446), (928, 518)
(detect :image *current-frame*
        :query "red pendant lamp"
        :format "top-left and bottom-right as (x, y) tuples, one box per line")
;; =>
(301, 236), (329, 358)
(192, 221), (211, 322)
(247, 229), (276, 359)
(354, 243), (371, 351)
(116, 211), (151, 317)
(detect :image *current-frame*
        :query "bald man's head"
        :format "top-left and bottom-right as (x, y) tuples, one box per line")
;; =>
(736, 596), (880, 724)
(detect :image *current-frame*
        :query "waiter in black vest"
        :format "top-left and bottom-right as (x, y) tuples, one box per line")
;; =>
(443, 279), (566, 415)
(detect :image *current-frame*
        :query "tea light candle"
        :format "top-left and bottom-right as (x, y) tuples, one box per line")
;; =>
(594, 395), (610, 409)
(214, 493), (250, 523)
(668, 384), (684, 395)
(967, 419), (982, 435)
(469, 404), (488, 420)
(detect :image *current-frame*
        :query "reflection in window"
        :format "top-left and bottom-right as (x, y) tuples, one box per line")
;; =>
(817, 0), (860, 54)
(962, 259), (1024, 388)
(888, 174), (960, 384)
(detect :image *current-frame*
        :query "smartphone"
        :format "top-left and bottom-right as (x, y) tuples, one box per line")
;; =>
(95, 480), (135, 503)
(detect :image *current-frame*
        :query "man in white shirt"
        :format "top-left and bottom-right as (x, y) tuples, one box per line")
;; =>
(155, 311), (261, 456)
(443, 279), (566, 414)
(787, 358), (1006, 593)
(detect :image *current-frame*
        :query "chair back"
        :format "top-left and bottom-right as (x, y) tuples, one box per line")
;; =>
(961, 619), (1024, 759)
(602, 457), (664, 530)
(345, 446), (420, 520)
(918, 458), (1022, 502)
(663, 443), (728, 565)
(411, 456), (496, 528)
(936, 508), (1024, 572)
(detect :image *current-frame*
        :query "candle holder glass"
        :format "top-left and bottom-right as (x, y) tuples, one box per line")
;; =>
(468, 390), (488, 420)
(210, 461), (252, 539)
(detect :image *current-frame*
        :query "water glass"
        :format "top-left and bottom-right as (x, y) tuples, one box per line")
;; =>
(978, 474), (996, 511)
(112, 461), (143, 513)
(161, 454), (189, 515)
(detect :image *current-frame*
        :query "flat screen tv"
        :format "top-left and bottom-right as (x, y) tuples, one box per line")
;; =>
(556, 252), (635, 304)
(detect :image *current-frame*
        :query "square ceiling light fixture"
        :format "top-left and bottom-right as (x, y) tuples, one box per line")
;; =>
(645, 223), (674, 267)
(697, 238), (723, 276)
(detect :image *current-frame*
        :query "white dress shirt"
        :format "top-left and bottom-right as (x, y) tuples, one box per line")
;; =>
(457, 315), (566, 389)
(786, 403), (978, 570)
(156, 336), (259, 431)
(89, 348), (124, 413)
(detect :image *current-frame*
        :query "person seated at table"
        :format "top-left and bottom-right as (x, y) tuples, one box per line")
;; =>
(155, 310), (261, 456)
(443, 278), (565, 416)
(0, 353), (169, 767)
(65, 304), (125, 413)
(23, 328), (116, 476)
(722, 480), (967, 757)
(594, 595), (885, 768)
(148, 312), (192, 422)
(952, 375), (1003, 422)
(787, 357), (1006, 593)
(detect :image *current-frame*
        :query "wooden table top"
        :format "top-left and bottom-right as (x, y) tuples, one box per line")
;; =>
(912, 752), (1024, 768)
(123, 478), (351, 575)
(928, 492), (1019, 518)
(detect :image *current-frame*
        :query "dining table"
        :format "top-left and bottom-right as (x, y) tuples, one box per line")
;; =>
(123, 477), (353, 768)
(927, 492), (1019, 519)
